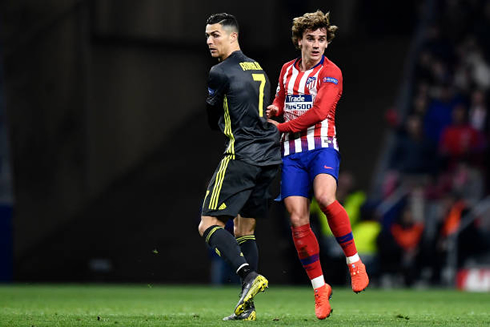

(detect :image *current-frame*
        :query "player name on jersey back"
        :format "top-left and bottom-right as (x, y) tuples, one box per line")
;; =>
(239, 62), (263, 71)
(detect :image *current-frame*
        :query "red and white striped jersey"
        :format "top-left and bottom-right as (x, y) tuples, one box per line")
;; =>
(272, 55), (343, 157)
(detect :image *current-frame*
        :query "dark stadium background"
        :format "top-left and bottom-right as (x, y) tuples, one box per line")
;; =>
(0, 0), (459, 285)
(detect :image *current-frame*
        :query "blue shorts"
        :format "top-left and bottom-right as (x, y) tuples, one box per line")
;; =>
(280, 148), (340, 200)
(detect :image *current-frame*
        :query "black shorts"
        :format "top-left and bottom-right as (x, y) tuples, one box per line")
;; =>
(201, 156), (279, 219)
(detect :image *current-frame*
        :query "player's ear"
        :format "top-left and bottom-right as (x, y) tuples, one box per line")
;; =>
(230, 31), (238, 43)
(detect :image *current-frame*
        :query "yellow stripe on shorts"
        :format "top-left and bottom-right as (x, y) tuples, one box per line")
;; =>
(209, 156), (231, 210)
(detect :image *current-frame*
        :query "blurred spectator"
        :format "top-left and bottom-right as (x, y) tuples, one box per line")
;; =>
(412, 91), (429, 117)
(430, 193), (490, 284)
(468, 89), (489, 133)
(390, 113), (438, 176)
(336, 172), (366, 224)
(419, 24), (454, 67)
(438, 103), (485, 169)
(423, 84), (463, 143)
(453, 58), (473, 94)
(465, 40), (490, 91)
(413, 50), (436, 86)
(444, 161), (484, 205)
(390, 205), (425, 286)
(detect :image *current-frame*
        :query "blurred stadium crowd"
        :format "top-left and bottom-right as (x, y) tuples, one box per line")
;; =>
(359, 0), (490, 289)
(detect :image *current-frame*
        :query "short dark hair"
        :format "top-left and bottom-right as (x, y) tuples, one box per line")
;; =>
(206, 13), (239, 33)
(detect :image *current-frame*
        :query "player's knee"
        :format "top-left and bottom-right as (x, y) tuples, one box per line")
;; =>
(198, 219), (212, 237)
(315, 194), (336, 208)
(197, 221), (206, 237)
(289, 212), (309, 227)
(199, 216), (225, 236)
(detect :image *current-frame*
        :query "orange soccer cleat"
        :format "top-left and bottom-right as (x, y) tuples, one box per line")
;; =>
(349, 260), (369, 293)
(314, 284), (332, 319)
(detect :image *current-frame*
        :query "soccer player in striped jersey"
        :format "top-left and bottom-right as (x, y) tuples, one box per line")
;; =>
(267, 10), (369, 319)
(198, 13), (281, 321)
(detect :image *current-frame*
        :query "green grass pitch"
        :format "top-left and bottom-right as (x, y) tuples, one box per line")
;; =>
(0, 284), (489, 326)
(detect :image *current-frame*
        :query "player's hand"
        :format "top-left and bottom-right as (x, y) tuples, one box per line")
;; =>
(267, 119), (279, 127)
(266, 105), (278, 118)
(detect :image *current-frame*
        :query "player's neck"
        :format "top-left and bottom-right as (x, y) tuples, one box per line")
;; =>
(299, 58), (321, 71)
(219, 45), (241, 62)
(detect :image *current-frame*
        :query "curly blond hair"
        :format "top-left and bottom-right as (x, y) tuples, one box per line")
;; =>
(291, 10), (338, 49)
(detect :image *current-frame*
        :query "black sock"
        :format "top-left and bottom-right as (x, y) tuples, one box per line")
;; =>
(237, 235), (258, 271)
(237, 264), (252, 280)
(203, 225), (247, 274)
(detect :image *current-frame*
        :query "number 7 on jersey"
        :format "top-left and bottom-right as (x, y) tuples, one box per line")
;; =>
(252, 73), (265, 117)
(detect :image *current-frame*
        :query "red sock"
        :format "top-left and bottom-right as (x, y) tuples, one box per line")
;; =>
(321, 200), (358, 257)
(291, 224), (323, 281)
